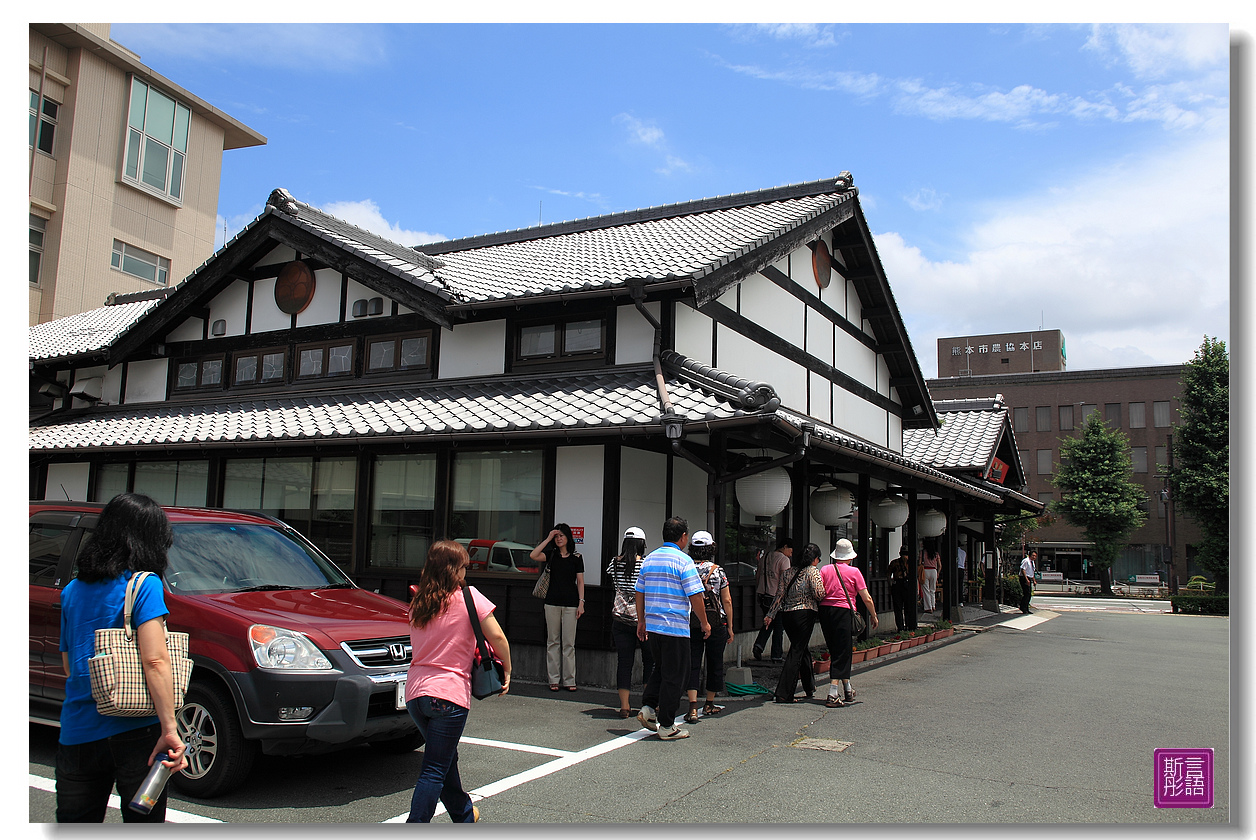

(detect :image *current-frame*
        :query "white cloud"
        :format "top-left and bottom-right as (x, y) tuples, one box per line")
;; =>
(904, 187), (946, 212)
(613, 113), (691, 175)
(879, 133), (1228, 377)
(751, 23), (839, 48)
(322, 199), (445, 246)
(110, 23), (388, 71)
(1084, 24), (1229, 80)
(715, 59), (882, 97)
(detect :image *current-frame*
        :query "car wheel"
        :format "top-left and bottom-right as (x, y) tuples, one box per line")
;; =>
(171, 681), (257, 798)
(370, 731), (425, 753)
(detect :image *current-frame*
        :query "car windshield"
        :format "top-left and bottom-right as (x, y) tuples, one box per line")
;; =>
(164, 523), (354, 594)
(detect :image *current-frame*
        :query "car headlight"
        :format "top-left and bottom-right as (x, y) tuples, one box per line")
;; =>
(249, 625), (332, 670)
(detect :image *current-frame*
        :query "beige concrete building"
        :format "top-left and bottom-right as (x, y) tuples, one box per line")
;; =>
(29, 23), (265, 325)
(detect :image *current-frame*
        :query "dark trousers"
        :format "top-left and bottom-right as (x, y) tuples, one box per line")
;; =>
(611, 619), (655, 691)
(688, 620), (728, 693)
(753, 594), (785, 659)
(890, 580), (909, 631)
(774, 609), (817, 702)
(1020, 576), (1033, 613)
(55, 722), (166, 823)
(405, 696), (474, 823)
(642, 632), (691, 728)
(817, 605), (854, 680)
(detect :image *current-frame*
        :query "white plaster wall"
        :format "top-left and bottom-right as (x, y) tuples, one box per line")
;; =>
(739, 277), (804, 351)
(717, 326), (806, 410)
(124, 358), (170, 404)
(45, 462), (90, 501)
(887, 412), (903, 453)
(805, 306), (834, 365)
(345, 277), (392, 322)
(437, 320), (506, 378)
(165, 317), (203, 343)
(250, 276), (290, 334)
(555, 445), (605, 585)
(844, 394), (888, 447)
(835, 328), (877, 390)
(615, 302), (658, 365)
(102, 365), (123, 405)
(619, 448), (667, 552)
(254, 244), (295, 267)
(809, 371), (832, 426)
(208, 279), (250, 338)
(672, 456), (709, 533)
(847, 280), (863, 327)
(296, 268), (343, 328)
(673, 304), (713, 366)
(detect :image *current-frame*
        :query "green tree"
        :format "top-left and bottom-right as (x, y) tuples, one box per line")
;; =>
(1167, 336), (1229, 593)
(1052, 411), (1147, 593)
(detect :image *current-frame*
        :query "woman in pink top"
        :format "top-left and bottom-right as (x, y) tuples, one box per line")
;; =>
(404, 541), (512, 823)
(919, 539), (942, 614)
(817, 539), (878, 708)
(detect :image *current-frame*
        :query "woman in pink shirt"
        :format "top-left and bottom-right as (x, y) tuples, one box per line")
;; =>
(919, 539), (942, 614)
(817, 539), (878, 707)
(404, 541), (512, 823)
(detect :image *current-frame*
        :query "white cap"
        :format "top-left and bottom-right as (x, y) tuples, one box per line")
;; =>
(690, 530), (715, 547)
(623, 526), (646, 540)
(829, 538), (857, 561)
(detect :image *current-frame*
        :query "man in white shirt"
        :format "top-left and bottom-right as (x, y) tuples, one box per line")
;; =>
(1019, 550), (1037, 614)
(956, 545), (967, 606)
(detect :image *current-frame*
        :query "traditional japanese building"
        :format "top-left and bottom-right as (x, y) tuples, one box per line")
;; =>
(29, 175), (1041, 682)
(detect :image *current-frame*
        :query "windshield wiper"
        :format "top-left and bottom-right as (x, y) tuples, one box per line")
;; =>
(234, 584), (302, 592)
(319, 583), (357, 589)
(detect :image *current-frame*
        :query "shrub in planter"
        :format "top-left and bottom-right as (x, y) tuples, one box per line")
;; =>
(1170, 595), (1229, 615)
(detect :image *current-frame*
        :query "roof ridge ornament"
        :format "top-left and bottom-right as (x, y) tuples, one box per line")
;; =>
(267, 188), (299, 215)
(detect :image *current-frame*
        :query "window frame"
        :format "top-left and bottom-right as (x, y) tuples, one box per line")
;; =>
(231, 346), (288, 388)
(1129, 401), (1147, 429)
(1153, 401), (1172, 428)
(29, 91), (58, 156)
(1035, 406), (1051, 433)
(120, 76), (191, 204)
(365, 330), (434, 377)
(171, 354), (226, 393)
(111, 239), (170, 286)
(295, 339), (357, 381)
(30, 215), (47, 286)
(1013, 407), (1029, 434)
(1036, 449), (1053, 476)
(1058, 404), (1074, 431)
(1104, 403), (1121, 427)
(512, 314), (609, 369)
(1131, 446), (1149, 474)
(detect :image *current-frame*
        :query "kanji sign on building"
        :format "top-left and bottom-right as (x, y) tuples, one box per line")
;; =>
(1153, 748), (1213, 808)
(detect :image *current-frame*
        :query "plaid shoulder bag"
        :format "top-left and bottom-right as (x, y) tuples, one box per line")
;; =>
(88, 571), (194, 717)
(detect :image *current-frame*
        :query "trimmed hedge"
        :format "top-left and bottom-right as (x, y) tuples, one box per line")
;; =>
(1170, 595), (1229, 615)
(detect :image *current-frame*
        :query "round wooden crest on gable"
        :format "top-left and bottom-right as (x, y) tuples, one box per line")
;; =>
(275, 260), (316, 314)
(812, 239), (832, 290)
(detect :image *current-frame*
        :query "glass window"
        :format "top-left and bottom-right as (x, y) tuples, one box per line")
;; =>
(262, 352), (285, 381)
(1129, 402), (1146, 428)
(366, 332), (431, 374)
(112, 239), (170, 285)
(370, 454), (437, 569)
(1013, 407), (1029, 433)
(1035, 406), (1051, 433)
(30, 215), (46, 285)
(1105, 403), (1121, 426)
(1037, 449), (1053, 475)
(1037, 492), (1053, 506)
(296, 341), (355, 380)
(1153, 401), (1171, 428)
(1059, 405), (1074, 431)
(1080, 404), (1097, 423)
(1155, 445), (1167, 468)
(235, 355), (258, 384)
(565, 320), (602, 353)
(1131, 446), (1148, 473)
(234, 348), (286, 387)
(299, 348), (323, 378)
(519, 324), (556, 358)
(133, 460), (208, 506)
(451, 450), (543, 546)
(91, 463), (130, 503)
(224, 457), (356, 565)
(29, 91), (57, 155)
(173, 356), (224, 391)
(516, 317), (606, 364)
(122, 77), (190, 201)
(30, 523), (70, 585)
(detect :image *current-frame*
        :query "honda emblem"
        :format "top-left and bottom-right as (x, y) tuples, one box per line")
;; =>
(389, 643), (408, 661)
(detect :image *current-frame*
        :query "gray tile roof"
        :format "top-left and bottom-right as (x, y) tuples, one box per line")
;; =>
(422, 193), (849, 305)
(28, 300), (159, 362)
(901, 403), (1008, 472)
(28, 366), (751, 452)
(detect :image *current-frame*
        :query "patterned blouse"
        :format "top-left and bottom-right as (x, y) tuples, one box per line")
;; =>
(766, 565), (825, 619)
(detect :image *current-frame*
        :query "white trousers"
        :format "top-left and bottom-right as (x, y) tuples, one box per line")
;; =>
(544, 604), (578, 686)
(921, 568), (938, 612)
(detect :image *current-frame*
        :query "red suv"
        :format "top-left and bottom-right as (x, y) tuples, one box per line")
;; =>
(30, 502), (421, 798)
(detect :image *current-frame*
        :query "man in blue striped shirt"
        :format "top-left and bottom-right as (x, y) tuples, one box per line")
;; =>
(634, 516), (710, 740)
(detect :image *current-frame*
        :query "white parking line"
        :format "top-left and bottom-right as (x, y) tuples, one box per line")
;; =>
(1000, 610), (1057, 630)
(28, 774), (222, 823)
(384, 726), (656, 822)
(460, 735), (573, 757)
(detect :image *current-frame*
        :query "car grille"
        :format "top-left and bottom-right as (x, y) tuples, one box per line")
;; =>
(341, 635), (412, 669)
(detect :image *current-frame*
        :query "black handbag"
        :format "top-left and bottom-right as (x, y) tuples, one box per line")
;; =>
(835, 565), (867, 635)
(462, 584), (506, 700)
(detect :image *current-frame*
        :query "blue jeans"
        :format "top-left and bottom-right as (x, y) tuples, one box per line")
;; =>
(405, 696), (475, 823)
(56, 722), (166, 823)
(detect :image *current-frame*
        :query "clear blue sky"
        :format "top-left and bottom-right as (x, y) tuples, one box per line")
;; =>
(110, 21), (1233, 377)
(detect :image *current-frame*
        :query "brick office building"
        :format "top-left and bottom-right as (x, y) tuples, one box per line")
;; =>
(936, 330), (1066, 377)
(928, 353), (1203, 587)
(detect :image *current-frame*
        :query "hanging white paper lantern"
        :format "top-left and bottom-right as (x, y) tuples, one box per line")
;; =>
(917, 508), (947, 538)
(736, 467), (792, 518)
(809, 484), (853, 526)
(870, 495), (910, 529)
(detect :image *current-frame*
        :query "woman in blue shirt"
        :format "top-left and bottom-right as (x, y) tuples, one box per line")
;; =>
(56, 493), (188, 822)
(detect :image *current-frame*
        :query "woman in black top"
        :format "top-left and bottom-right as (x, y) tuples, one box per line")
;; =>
(530, 523), (585, 691)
